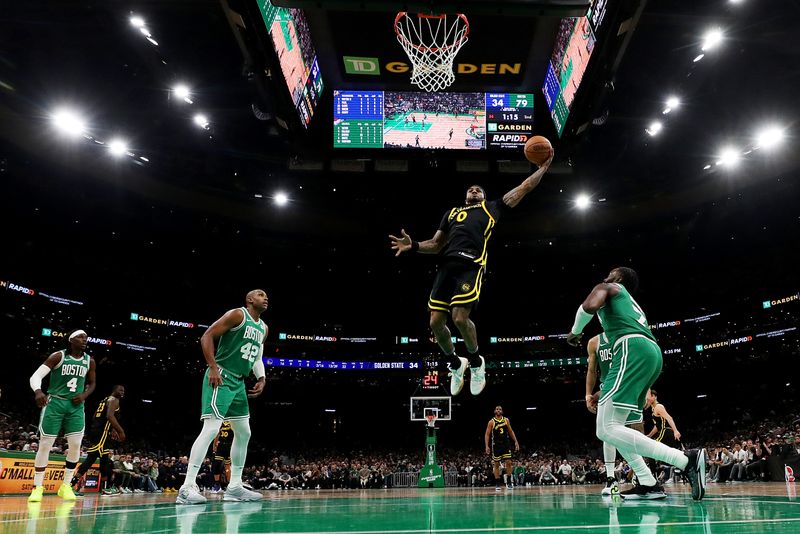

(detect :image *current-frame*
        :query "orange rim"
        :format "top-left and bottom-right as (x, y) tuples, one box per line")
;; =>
(394, 12), (470, 53)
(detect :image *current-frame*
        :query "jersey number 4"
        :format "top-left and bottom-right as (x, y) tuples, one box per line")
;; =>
(240, 343), (259, 363)
(67, 377), (79, 392)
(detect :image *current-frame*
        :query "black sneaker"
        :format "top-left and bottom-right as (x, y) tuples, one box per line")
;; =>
(684, 448), (706, 500)
(620, 483), (667, 500)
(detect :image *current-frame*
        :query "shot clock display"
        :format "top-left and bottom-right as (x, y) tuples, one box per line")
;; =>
(421, 370), (440, 390)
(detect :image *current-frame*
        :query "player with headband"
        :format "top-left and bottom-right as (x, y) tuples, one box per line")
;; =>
(28, 329), (97, 502)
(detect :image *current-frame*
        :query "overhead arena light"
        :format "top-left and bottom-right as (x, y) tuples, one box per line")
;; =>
(273, 192), (289, 206)
(645, 121), (663, 136)
(130, 16), (145, 28)
(172, 84), (193, 104)
(51, 108), (87, 137)
(575, 194), (590, 210)
(663, 96), (680, 114)
(717, 147), (741, 167)
(139, 27), (152, 38)
(193, 113), (210, 129)
(701, 28), (723, 51)
(755, 125), (785, 150)
(108, 139), (129, 157)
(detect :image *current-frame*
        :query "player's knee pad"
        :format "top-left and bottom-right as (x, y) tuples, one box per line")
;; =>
(38, 435), (57, 451)
(66, 433), (83, 462)
(229, 419), (251, 440)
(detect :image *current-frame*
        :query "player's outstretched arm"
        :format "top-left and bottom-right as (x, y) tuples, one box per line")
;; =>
(389, 229), (446, 256)
(655, 404), (681, 440)
(501, 152), (554, 208)
(567, 283), (618, 346)
(484, 420), (494, 455)
(201, 308), (246, 387)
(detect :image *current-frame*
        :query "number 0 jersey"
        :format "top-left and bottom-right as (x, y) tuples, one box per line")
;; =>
(215, 307), (267, 377)
(48, 350), (90, 401)
(596, 283), (657, 346)
(438, 199), (507, 267)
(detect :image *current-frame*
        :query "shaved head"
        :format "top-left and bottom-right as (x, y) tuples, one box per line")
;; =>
(246, 289), (266, 302)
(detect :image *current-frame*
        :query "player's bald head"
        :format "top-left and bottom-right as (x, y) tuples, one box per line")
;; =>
(246, 289), (267, 302)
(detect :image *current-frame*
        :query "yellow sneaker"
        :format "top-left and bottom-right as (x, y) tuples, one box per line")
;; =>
(28, 486), (44, 502)
(57, 483), (76, 501)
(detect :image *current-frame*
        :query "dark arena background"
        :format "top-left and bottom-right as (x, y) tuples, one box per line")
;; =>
(1, 0), (799, 532)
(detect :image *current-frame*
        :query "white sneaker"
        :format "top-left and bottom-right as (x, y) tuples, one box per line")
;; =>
(224, 483), (263, 502)
(601, 477), (619, 496)
(176, 484), (207, 505)
(449, 357), (468, 396)
(469, 356), (486, 395)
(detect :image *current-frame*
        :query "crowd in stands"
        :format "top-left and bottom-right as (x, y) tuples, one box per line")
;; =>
(3, 406), (798, 495)
(384, 91), (484, 118)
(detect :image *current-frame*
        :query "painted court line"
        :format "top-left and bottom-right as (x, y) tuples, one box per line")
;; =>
(249, 517), (800, 534)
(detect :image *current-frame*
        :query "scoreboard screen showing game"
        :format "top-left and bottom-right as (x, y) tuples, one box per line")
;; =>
(257, 2), (323, 128)
(485, 93), (534, 149)
(333, 90), (534, 150)
(542, 15), (597, 136)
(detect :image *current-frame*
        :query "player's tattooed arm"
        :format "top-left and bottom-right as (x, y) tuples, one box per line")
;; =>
(390, 229), (446, 255)
(501, 152), (554, 208)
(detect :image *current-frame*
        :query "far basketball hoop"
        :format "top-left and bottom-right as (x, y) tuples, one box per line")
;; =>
(394, 12), (469, 92)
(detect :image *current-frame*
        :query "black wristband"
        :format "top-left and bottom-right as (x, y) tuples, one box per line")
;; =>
(411, 240), (420, 252)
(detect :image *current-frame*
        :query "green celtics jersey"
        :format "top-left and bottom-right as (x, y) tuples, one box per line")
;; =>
(597, 283), (657, 345)
(215, 307), (267, 377)
(596, 332), (613, 382)
(48, 350), (90, 400)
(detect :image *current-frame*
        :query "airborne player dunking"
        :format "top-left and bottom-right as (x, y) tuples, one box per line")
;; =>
(390, 153), (553, 397)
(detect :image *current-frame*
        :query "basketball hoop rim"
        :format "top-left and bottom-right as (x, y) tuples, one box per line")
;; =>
(394, 12), (470, 53)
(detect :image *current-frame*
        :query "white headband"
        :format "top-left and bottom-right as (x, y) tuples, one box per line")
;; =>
(69, 330), (87, 340)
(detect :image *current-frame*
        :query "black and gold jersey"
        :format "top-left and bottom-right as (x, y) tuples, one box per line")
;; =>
(491, 416), (511, 447)
(216, 421), (233, 457)
(90, 395), (119, 432)
(437, 200), (507, 266)
(651, 406), (673, 442)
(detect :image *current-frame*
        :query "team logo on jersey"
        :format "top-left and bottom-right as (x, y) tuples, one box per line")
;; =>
(462, 283), (471, 291)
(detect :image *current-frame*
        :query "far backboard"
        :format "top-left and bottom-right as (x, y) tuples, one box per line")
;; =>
(410, 396), (452, 421)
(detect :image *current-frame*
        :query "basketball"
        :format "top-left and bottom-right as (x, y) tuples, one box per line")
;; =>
(524, 135), (553, 165)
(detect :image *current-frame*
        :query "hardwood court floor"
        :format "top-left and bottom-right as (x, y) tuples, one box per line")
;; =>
(1, 482), (798, 533)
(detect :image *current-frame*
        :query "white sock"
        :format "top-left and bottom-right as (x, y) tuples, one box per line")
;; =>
(184, 418), (223, 487)
(228, 419), (252, 487)
(603, 442), (617, 478)
(597, 402), (688, 483)
(34, 435), (56, 487)
(63, 432), (83, 485)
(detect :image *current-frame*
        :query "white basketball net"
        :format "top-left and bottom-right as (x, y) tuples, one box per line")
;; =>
(394, 12), (470, 92)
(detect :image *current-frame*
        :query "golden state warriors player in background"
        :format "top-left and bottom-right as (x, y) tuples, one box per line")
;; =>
(177, 290), (268, 504)
(390, 153), (552, 397)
